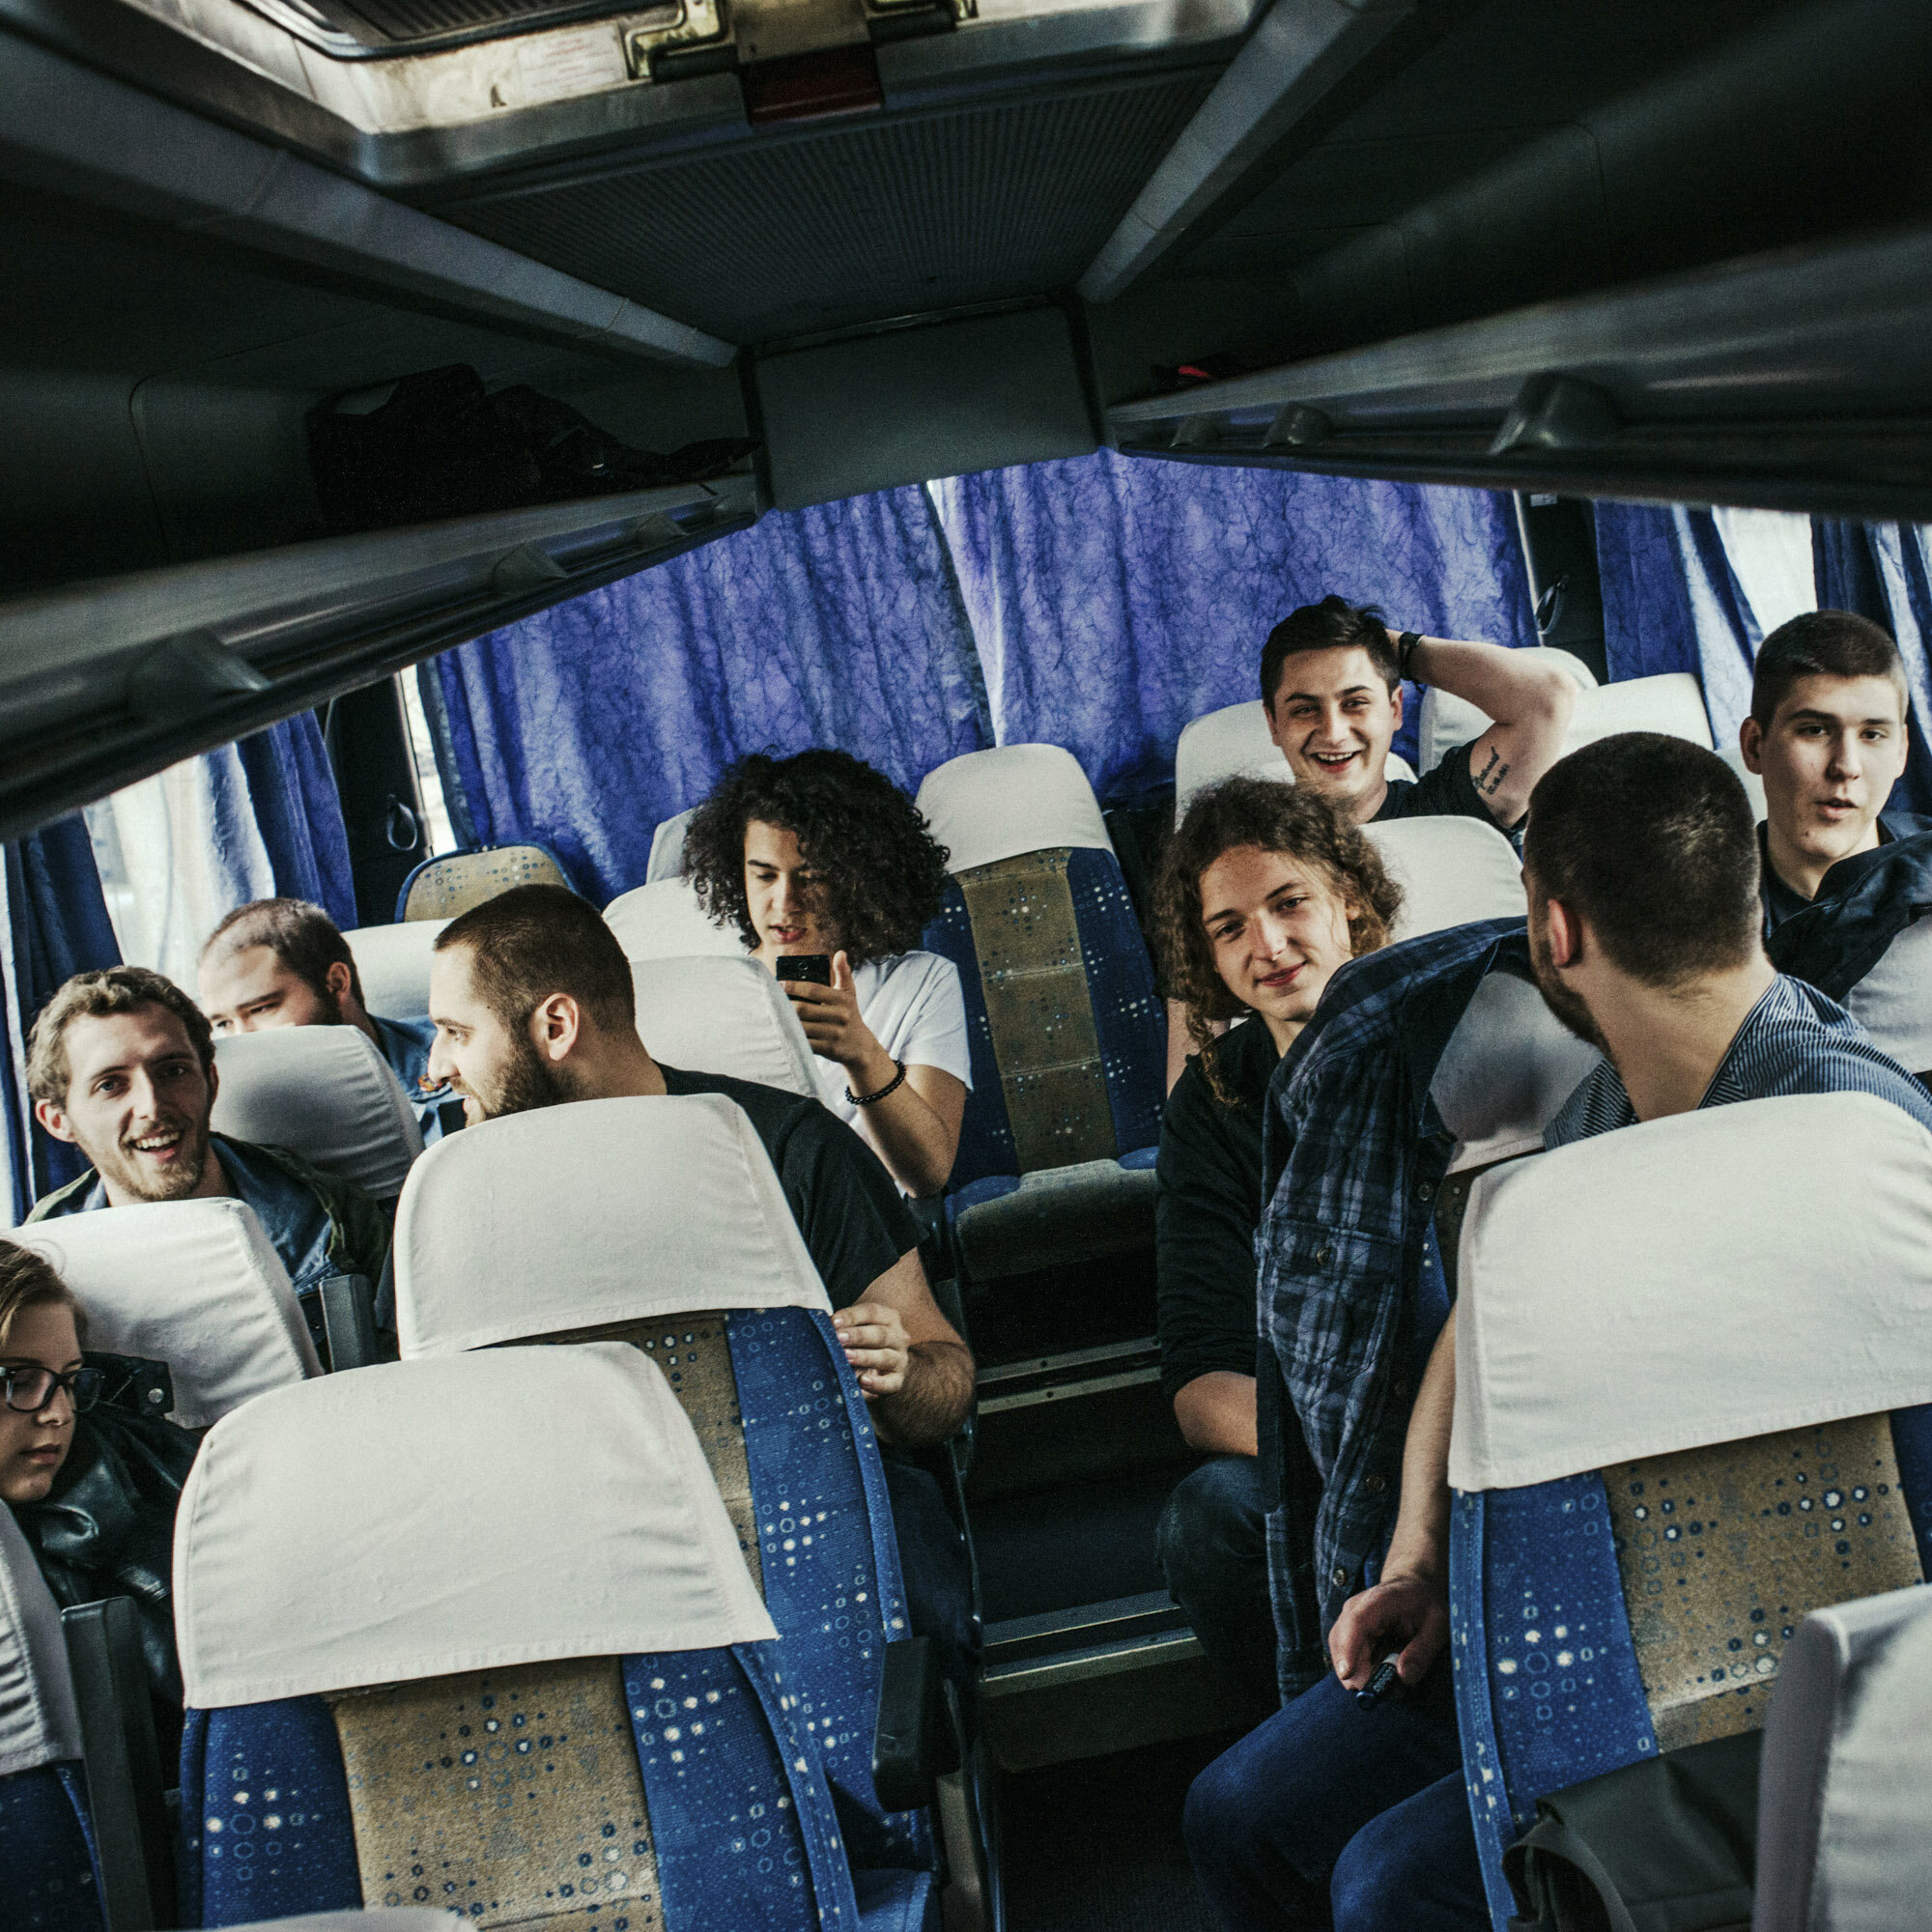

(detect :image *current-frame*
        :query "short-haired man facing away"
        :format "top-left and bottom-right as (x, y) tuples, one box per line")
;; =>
(198, 897), (454, 1138)
(1185, 734), (1932, 1932)
(1740, 609), (1926, 931)
(25, 966), (390, 1306)
(423, 883), (976, 1651)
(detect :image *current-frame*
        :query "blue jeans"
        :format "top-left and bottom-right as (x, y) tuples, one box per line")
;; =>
(1183, 1664), (1488, 1932)
(1156, 1456), (1278, 1719)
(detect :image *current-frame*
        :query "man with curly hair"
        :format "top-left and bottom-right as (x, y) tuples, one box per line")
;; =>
(681, 750), (971, 1196)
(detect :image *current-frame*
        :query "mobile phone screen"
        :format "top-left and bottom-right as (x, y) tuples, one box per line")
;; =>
(776, 953), (833, 986)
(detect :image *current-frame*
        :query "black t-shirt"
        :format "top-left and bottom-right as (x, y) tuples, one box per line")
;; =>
(1373, 736), (1511, 828)
(1154, 1015), (1282, 1405)
(658, 1064), (921, 1310)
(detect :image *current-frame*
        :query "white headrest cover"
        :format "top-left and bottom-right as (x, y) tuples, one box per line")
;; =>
(0, 1503), (81, 1775)
(603, 878), (746, 963)
(1843, 918), (1932, 1076)
(212, 1028), (424, 1201)
(1717, 741), (1769, 822)
(1451, 1094), (1932, 1492)
(1364, 816), (1526, 942)
(1417, 647), (1598, 774)
(1569, 670), (1713, 752)
(646, 806), (696, 884)
(915, 745), (1113, 874)
(345, 921), (447, 1021)
(633, 956), (816, 1098)
(175, 1344), (775, 1707)
(14, 1199), (320, 1430)
(1172, 701), (1413, 819)
(396, 1094), (831, 1356)
(1429, 972), (1603, 1172)
(1754, 1583), (1932, 1932)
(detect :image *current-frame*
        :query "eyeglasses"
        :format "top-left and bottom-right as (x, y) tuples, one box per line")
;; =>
(2, 1365), (103, 1414)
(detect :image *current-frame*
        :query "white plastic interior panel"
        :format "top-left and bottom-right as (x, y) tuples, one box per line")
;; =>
(1450, 1093), (1932, 1492)
(1173, 698), (1414, 819)
(0, 1503), (82, 1776)
(345, 919), (448, 1020)
(646, 807), (697, 884)
(1753, 1582), (1932, 1932)
(1719, 740), (1770, 821)
(916, 744), (1114, 874)
(212, 1026), (424, 1200)
(1364, 815), (1526, 942)
(395, 1092), (831, 1356)
(1416, 647), (1599, 773)
(632, 956), (816, 1098)
(1429, 971), (1602, 1174)
(175, 1344), (775, 1708)
(13, 1199), (321, 1431)
(1843, 917), (1932, 1076)
(603, 878), (746, 962)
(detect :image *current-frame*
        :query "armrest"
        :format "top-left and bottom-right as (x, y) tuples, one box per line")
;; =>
(318, 1273), (380, 1371)
(63, 1597), (174, 1931)
(871, 1636), (959, 1814)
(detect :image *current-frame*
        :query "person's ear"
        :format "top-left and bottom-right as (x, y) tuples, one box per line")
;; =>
(530, 993), (581, 1064)
(1388, 683), (1405, 732)
(1544, 895), (1582, 970)
(204, 1058), (219, 1108)
(1739, 715), (1765, 776)
(326, 959), (355, 1006)
(34, 1097), (78, 1145)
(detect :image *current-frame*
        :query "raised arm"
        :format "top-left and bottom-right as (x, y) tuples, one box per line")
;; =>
(1404, 633), (1578, 828)
(833, 1246), (977, 1447)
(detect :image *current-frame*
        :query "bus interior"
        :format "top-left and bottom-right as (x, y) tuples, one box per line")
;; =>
(5, 0), (1932, 1926)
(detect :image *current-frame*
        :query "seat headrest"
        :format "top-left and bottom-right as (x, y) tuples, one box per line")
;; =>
(915, 745), (1113, 874)
(1843, 917), (1932, 1076)
(395, 1094), (831, 1357)
(1450, 1093), (1932, 1492)
(1174, 700), (1414, 819)
(14, 1199), (319, 1429)
(1416, 647), (1598, 773)
(646, 805), (697, 883)
(1717, 740), (1768, 821)
(345, 920), (447, 1021)
(603, 878), (748, 963)
(0, 1502), (80, 1775)
(1363, 816), (1526, 942)
(400, 845), (568, 922)
(1429, 971), (1603, 1172)
(633, 956), (817, 1098)
(1566, 670), (1713, 752)
(174, 1344), (775, 1708)
(212, 1028), (424, 1201)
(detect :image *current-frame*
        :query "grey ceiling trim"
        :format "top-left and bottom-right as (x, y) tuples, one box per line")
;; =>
(1076, 0), (1413, 303)
(0, 31), (735, 364)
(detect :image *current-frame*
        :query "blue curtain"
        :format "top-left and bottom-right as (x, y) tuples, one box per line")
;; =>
(932, 452), (1537, 802)
(430, 487), (993, 903)
(236, 715), (357, 930)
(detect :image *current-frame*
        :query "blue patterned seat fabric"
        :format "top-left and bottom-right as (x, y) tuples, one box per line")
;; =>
(0, 1762), (102, 1932)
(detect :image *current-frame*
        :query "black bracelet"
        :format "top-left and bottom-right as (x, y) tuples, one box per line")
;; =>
(1397, 631), (1424, 684)
(847, 1060), (907, 1107)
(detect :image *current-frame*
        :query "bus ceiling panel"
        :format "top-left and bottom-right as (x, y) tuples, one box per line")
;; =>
(0, 477), (755, 844)
(0, 29), (733, 363)
(1105, 224), (1932, 522)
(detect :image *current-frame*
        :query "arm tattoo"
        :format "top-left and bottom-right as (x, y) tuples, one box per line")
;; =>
(1474, 747), (1511, 797)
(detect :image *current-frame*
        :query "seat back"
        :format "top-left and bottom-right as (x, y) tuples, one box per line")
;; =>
(1174, 700), (1416, 818)
(1754, 1583), (1932, 1932)
(211, 1028), (424, 1201)
(14, 1199), (320, 1429)
(632, 957), (818, 1097)
(174, 1346), (858, 1932)
(1363, 817), (1526, 943)
(1416, 647), (1598, 773)
(393, 1095), (926, 1868)
(1446, 1094), (1932, 1924)
(604, 878), (747, 962)
(1841, 915), (1932, 1080)
(648, 805), (697, 883)
(916, 744), (1112, 876)
(395, 842), (569, 922)
(343, 919), (446, 1021)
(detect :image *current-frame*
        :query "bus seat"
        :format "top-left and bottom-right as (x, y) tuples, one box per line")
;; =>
(604, 877), (747, 962)
(1363, 816), (1526, 943)
(0, 1502), (100, 1932)
(1718, 741), (1769, 820)
(1445, 1093), (1932, 1923)
(1416, 649), (1599, 774)
(1753, 1582), (1932, 1932)
(648, 806), (697, 883)
(343, 919), (447, 1021)
(915, 749), (1164, 1279)
(633, 956), (818, 1098)
(12, 1200), (320, 1430)
(1839, 917), (1932, 1083)
(1566, 671), (1715, 753)
(392, 1093), (936, 1877)
(1173, 701), (1416, 821)
(393, 841), (569, 922)
(213, 1917), (455, 1931)
(212, 1028), (424, 1201)
(173, 1346), (891, 1932)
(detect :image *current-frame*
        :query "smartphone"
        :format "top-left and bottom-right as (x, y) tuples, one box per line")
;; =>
(776, 953), (833, 986)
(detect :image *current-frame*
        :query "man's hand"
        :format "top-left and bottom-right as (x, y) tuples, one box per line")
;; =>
(784, 952), (886, 1077)
(1328, 1571), (1448, 1690)
(833, 1299), (913, 1399)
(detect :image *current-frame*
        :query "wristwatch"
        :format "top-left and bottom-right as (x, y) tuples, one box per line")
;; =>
(1397, 631), (1424, 684)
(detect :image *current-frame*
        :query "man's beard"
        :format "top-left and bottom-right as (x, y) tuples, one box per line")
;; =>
(96, 1113), (214, 1203)
(1527, 910), (1608, 1053)
(468, 1032), (570, 1121)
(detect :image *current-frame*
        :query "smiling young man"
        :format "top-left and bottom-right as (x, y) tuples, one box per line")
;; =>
(1740, 610), (1925, 930)
(24, 966), (389, 1305)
